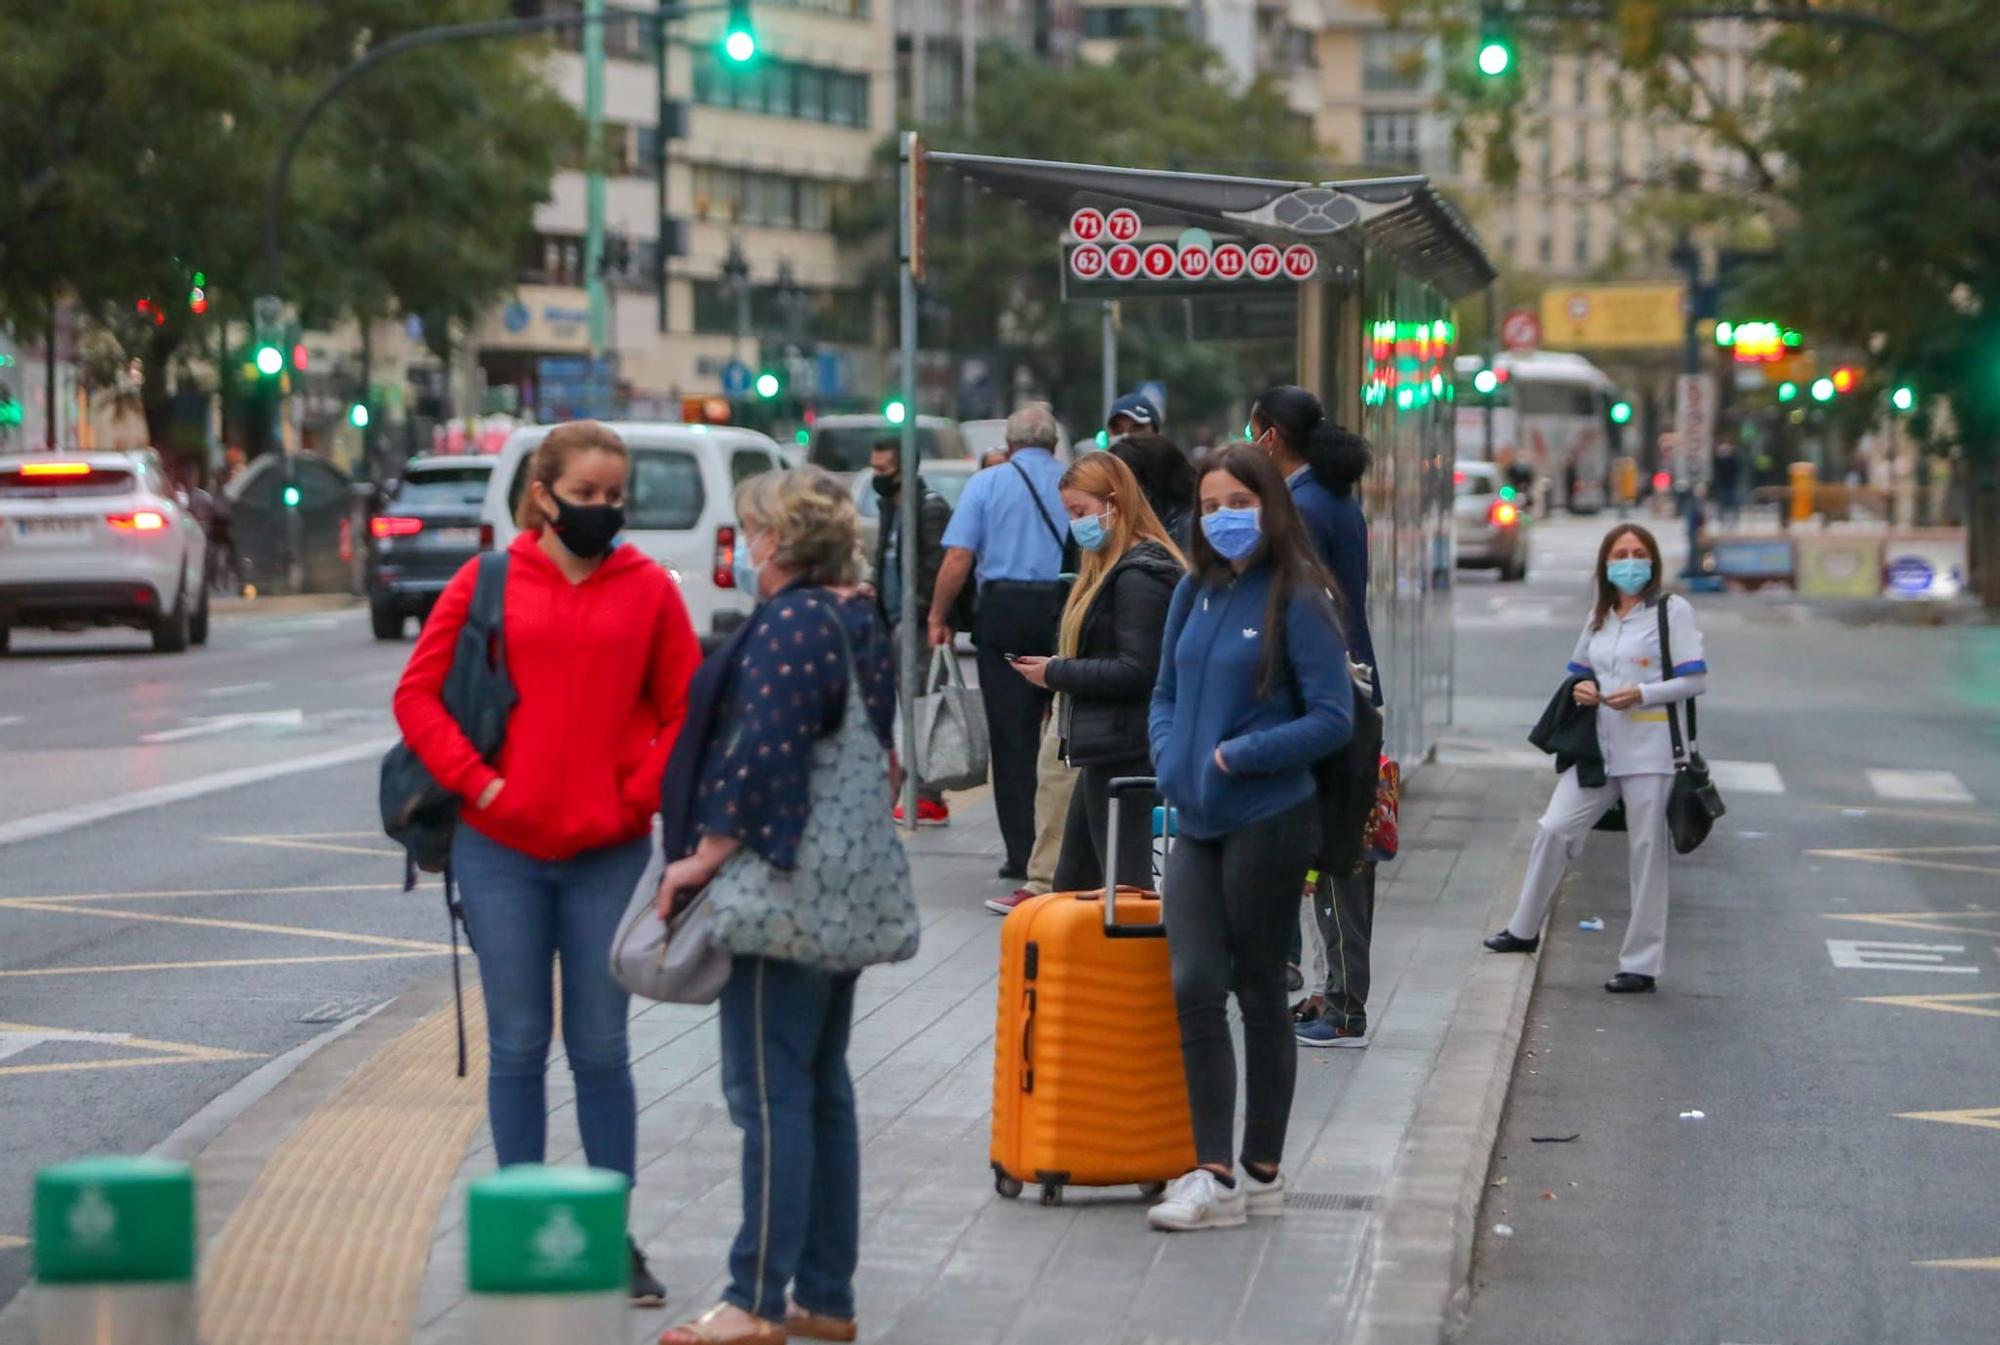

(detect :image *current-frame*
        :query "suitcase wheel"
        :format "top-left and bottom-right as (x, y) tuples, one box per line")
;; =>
(1038, 1180), (1064, 1207)
(995, 1173), (1024, 1200)
(1138, 1181), (1167, 1199)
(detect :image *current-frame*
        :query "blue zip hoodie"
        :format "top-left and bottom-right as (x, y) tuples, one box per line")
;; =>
(1148, 567), (1354, 841)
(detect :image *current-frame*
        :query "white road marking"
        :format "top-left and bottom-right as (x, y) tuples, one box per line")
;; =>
(141, 709), (305, 743)
(0, 735), (397, 849)
(1825, 938), (1979, 974)
(44, 659), (119, 673)
(202, 681), (274, 698)
(0, 715), (24, 730)
(0, 1025), (132, 1064)
(1868, 769), (1975, 804)
(1709, 760), (1786, 795)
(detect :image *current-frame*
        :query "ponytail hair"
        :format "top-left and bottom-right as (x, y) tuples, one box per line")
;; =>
(1251, 385), (1372, 497)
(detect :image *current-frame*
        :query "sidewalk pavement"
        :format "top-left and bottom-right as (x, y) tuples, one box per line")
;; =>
(89, 764), (1548, 1345)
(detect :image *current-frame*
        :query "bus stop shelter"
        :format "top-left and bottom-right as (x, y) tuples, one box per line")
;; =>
(926, 151), (1496, 765)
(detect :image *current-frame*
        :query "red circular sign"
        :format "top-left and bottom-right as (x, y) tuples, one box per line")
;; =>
(1106, 243), (1141, 280)
(1212, 243), (1247, 279)
(1500, 308), (1542, 352)
(1106, 208), (1142, 243)
(1247, 244), (1283, 280)
(1069, 244), (1106, 280)
(1282, 245), (1318, 281)
(1069, 208), (1105, 243)
(1142, 244), (1177, 279)
(1177, 246), (1212, 280)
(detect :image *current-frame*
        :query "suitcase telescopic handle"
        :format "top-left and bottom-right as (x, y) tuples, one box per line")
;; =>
(1104, 776), (1160, 934)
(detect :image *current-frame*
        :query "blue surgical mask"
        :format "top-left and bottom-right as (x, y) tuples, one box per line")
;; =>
(1069, 510), (1112, 552)
(733, 533), (763, 596)
(1201, 506), (1262, 562)
(1606, 557), (1653, 595)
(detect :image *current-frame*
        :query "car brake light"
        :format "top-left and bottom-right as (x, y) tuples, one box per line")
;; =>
(1490, 501), (1519, 527)
(479, 522), (495, 551)
(713, 525), (737, 588)
(370, 515), (424, 539)
(23, 461), (91, 478)
(107, 510), (167, 531)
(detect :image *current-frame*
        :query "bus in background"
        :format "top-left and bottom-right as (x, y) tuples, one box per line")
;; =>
(1454, 350), (1621, 514)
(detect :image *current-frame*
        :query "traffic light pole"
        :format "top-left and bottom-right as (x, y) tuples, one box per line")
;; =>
(897, 133), (923, 832)
(585, 0), (609, 360)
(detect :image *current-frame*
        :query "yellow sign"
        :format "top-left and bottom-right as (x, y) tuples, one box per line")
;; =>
(1540, 285), (1686, 350)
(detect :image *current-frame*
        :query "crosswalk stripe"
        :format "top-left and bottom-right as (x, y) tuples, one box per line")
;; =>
(1709, 760), (1785, 795)
(1866, 769), (1975, 805)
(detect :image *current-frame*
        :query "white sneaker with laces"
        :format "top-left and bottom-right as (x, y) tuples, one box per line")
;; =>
(1242, 1167), (1285, 1217)
(1146, 1168), (1247, 1232)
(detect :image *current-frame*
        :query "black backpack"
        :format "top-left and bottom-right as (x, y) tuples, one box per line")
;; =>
(378, 551), (515, 1073)
(1312, 687), (1384, 879)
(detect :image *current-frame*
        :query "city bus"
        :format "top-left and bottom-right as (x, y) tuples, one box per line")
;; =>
(1453, 350), (1620, 513)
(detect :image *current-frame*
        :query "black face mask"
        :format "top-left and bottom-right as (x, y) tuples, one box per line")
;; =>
(547, 492), (624, 559)
(871, 471), (899, 499)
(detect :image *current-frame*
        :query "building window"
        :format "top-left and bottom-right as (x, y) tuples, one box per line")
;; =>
(690, 281), (872, 344)
(1573, 208), (1591, 267)
(1081, 6), (1183, 39)
(1537, 126), (1553, 187)
(691, 165), (839, 231)
(693, 57), (869, 127)
(1608, 120), (1624, 182)
(1363, 112), (1420, 169)
(1537, 225), (1553, 266)
(1573, 122), (1588, 184)
(1572, 59), (1589, 108)
(1363, 30), (1427, 91)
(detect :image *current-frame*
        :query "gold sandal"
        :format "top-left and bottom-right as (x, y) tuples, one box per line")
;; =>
(787, 1302), (859, 1342)
(658, 1303), (786, 1345)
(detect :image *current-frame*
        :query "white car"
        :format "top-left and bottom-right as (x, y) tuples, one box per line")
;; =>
(961, 418), (1072, 464)
(482, 422), (789, 649)
(0, 451), (211, 653)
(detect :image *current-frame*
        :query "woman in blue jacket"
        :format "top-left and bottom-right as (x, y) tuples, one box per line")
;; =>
(1146, 445), (1354, 1233)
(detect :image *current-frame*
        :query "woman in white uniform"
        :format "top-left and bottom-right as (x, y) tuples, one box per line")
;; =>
(1483, 524), (1707, 993)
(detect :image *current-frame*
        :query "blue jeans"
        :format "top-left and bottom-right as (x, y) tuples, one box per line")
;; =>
(451, 826), (649, 1182)
(718, 956), (861, 1323)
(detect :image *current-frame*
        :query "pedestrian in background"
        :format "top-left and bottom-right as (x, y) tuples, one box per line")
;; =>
(655, 468), (897, 1345)
(1249, 385), (1381, 1050)
(393, 420), (698, 1306)
(869, 436), (955, 828)
(1110, 432), (1198, 553)
(1146, 446), (1354, 1232)
(1007, 453), (1183, 898)
(1484, 523), (1707, 993)
(927, 403), (1069, 884)
(1106, 388), (1164, 441)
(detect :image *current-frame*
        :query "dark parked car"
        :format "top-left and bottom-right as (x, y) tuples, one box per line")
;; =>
(366, 456), (493, 640)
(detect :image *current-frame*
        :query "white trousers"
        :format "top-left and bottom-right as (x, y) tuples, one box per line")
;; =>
(1505, 770), (1673, 978)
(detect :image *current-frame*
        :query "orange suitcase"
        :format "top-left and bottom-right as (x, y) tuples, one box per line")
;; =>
(990, 776), (1196, 1205)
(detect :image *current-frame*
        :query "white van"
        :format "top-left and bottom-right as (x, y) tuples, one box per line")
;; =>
(482, 422), (789, 648)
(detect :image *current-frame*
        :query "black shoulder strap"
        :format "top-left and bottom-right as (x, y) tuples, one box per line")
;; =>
(1008, 459), (1065, 551)
(467, 552), (510, 670)
(1656, 597), (1695, 762)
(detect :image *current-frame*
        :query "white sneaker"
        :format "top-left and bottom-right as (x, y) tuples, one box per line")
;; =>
(1242, 1167), (1285, 1217)
(1146, 1168), (1247, 1232)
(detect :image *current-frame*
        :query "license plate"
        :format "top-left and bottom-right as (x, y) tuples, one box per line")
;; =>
(434, 527), (479, 546)
(14, 518), (91, 542)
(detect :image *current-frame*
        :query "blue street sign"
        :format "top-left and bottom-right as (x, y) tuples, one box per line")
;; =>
(721, 361), (752, 397)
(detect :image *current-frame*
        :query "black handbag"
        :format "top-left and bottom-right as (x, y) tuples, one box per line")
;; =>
(1655, 599), (1724, 854)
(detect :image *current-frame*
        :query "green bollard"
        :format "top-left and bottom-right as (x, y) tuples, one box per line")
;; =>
(465, 1165), (629, 1343)
(33, 1156), (197, 1345)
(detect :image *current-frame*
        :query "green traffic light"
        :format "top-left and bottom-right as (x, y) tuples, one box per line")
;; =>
(1777, 381), (1798, 403)
(1476, 38), (1512, 77)
(1810, 377), (1835, 403)
(255, 345), (284, 376)
(883, 400), (907, 425)
(1499, 484), (1517, 502)
(1473, 369), (1499, 395)
(1610, 400), (1633, 425)
(794, 428), (809, 446)
(1891, 385), (1916, 413)
(723, 0), (756, 63)
(1714, 321), (1734, 348)
(348, 403), (370, 429)
(282, 485), (301, 508)
(754, 371), (780, 399)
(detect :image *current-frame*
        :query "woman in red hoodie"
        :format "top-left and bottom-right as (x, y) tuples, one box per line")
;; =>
(393, 420), (697, 1305)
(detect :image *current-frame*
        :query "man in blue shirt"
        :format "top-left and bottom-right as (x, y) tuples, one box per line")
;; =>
(929, 402), (1068, 881)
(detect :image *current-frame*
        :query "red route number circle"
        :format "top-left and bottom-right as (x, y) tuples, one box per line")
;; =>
(1247, 244), (1283, 279)
(1070, 208), (1106, 242)
(1177, 246), (1212, 280)
(1069, 245), (1106, 280)
(1106, 243), (1141, 279)
(1106, 208), (1142, 242)
(1141, 244), (1177, 279)
(1282, 245), (1318, 281)
(1212, 244), (1247, 279)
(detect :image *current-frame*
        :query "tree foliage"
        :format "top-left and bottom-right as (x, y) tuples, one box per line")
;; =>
(842, 37), (1323, 435)
(0, 0), (576, 467)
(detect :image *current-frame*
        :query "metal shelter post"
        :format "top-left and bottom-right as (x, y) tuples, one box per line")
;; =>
(1100, 303), (1118, 426)
(896, 133), (924, 830)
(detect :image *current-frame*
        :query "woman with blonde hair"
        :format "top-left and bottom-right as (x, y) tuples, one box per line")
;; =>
(1009, 452), (1184, 894)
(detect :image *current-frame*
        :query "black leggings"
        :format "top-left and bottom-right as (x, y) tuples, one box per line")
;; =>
(1162, 797), (1321, 1170)
(1051, 763), (1158, 894)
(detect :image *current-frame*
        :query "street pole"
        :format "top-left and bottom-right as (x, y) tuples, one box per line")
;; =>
(44, 295), (56, 451)
(1482, 286), (1496, 463)
(654, 17), (671, 335)
(1101, 302), (1117, 427)
(584, 0), (608, 360)
(897, 132), (922, 831)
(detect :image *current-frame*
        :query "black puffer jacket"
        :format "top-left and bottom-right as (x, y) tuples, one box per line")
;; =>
(1045, 540), (1183, 766)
